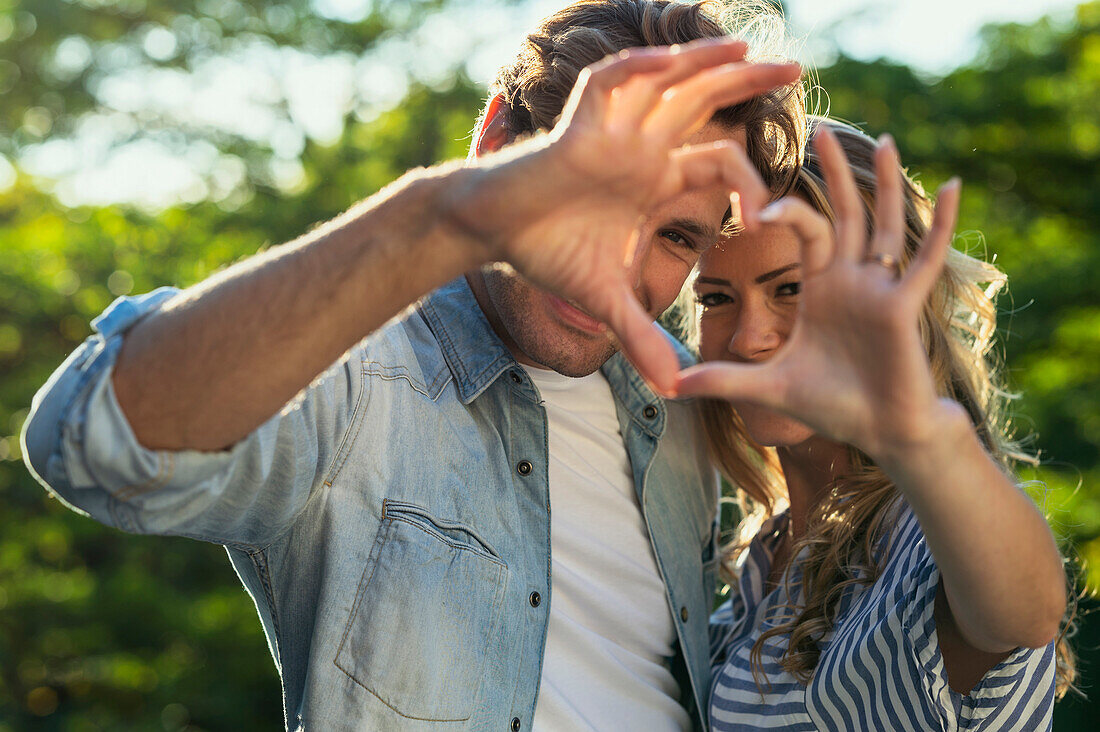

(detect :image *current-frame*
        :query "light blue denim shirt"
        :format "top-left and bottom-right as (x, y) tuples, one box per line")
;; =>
(22, 277), (720, 731)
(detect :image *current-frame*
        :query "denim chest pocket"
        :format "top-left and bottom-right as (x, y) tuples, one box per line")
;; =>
(335, 500), (508, 722)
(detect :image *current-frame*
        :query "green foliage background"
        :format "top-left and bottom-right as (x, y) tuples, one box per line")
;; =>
(1, 0), (1098, 728)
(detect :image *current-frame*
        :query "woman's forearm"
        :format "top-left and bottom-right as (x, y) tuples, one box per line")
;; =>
(876, 401), (1066, 653)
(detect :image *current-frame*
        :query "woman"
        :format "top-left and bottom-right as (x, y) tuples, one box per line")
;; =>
(675, 118), (1076, 730)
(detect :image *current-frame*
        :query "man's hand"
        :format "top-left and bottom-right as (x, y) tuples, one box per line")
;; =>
(106, 39), (799, 451)
(446, 39), (801, 395)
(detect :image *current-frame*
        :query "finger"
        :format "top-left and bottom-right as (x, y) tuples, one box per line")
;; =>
(675, 361), (781, 405)
(870, 134), (906, 261)
(641, 62), (802, 144)
(596, 280), (681, 397)
(902, 177), (961, 299)
(656, 140), (768, 228)
(756, 196), (834, 274)
(559, 48), (677, 127)
(607, 38), (749, 127)
(813, 125), (866, 261)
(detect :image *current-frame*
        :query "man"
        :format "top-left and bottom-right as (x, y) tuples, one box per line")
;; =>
(22, 1), (803, 729)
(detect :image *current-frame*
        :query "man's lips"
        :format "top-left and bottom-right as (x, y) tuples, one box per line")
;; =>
(545, 294), (605, 333)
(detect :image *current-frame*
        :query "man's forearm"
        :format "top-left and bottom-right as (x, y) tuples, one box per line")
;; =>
(113, 162), (487, 451)
(110, 44), (795, 451)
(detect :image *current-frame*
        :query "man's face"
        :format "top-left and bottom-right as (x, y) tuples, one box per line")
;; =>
(477, 122), (746, 377)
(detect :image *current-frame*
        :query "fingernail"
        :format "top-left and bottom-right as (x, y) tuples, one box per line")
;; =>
(757, 202), (781, 222)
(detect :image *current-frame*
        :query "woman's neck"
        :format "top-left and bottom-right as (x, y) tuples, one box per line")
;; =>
(776, 437), (851, 540)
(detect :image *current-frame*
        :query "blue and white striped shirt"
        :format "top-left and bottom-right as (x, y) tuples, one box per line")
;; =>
(709, 503), (1056, 731)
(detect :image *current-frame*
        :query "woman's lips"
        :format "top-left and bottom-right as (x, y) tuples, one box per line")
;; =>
(545, 294), (605, 333)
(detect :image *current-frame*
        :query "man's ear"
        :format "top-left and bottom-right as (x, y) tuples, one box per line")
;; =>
(471, 93), (511, 159)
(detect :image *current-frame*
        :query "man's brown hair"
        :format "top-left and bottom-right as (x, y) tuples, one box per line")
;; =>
(490, 0), (806, 196)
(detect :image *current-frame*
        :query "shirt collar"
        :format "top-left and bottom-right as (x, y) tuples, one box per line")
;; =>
(417, 275), (672, 431)
(417, 276), (517, 405)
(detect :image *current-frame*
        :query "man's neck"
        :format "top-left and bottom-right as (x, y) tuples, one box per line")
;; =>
(465, 269), (544, 369)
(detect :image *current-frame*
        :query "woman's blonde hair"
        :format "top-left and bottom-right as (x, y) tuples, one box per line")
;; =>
(680, 116), (1078, 697)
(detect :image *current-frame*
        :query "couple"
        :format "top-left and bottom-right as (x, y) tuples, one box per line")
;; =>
(22, 0), (1072, 729)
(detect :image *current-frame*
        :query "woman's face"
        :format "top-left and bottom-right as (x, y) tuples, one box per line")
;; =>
(695, 222), (816, 447)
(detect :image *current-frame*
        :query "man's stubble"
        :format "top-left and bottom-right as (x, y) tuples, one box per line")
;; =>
(478, 265), (621, 377)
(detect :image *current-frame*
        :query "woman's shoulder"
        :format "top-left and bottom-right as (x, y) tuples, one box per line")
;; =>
(819, 500), (935, 628)
(874, 498), (933, 577)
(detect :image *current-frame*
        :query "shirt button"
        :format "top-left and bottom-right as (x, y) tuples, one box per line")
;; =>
(680, 606), (689, 622)
(511, 717), (522, 731)
(516, 460), (533, 476)
(510, 371), (522, 384)
(643, 404), (658, 419)
(529, 591), (541, 608)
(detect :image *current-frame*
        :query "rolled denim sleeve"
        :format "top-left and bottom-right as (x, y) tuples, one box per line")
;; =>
(21, 289), (365, 549)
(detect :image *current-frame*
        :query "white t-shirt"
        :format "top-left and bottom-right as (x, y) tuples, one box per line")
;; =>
(524, 365), (690, 732)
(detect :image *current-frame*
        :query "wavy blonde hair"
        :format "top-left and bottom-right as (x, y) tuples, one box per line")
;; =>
(680, 116), (1078, 697)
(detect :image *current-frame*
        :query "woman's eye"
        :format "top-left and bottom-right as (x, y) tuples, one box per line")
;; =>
(697, 292), (731, 308)
(776, 281), (801, 297)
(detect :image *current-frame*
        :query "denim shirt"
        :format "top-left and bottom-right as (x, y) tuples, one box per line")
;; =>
(22, 277), (720, 731)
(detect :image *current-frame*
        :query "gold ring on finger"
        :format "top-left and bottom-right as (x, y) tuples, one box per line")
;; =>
(863, 252), (902, 279)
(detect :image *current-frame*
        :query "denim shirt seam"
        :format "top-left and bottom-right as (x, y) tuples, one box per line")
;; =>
(245, 546), (283, 659)
(323, 364), (371, 488)
(361, 360), (451, 401)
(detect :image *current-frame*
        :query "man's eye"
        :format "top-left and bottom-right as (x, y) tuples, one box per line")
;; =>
(661, 230), (695, 250)
(697, 292), (731, 308)
(776, 282), (801, 297)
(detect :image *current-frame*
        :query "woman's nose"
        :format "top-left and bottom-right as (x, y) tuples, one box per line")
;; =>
(727, 306), (783, 362)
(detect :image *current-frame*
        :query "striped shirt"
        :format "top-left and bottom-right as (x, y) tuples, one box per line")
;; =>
(708, 503), (1056, 731)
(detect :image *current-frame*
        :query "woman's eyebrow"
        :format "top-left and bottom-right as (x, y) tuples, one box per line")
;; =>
(755, 263), (800, 284)
(695, 263), (801, 289)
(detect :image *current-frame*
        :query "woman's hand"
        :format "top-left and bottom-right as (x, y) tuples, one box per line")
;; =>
(446, 39), (801, 395)
(676, 126), (962, 461)
(679, 126), (1068, 655)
